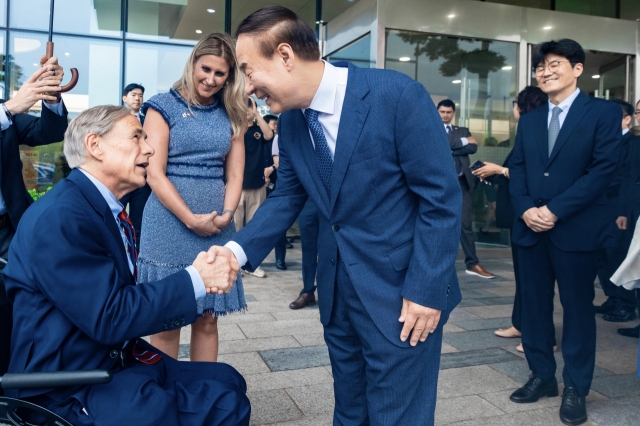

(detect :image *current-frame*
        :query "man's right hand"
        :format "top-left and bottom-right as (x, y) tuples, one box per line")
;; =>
(192, 250), (237, 295)
(467, 136), (478, 145)
(4, 65), (62, 115)
(617, 216), (628, 230)
(203, 246), (240, 294)
(522, 207), (554, 232)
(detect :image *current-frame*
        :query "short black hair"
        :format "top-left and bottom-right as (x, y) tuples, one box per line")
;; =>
(611, 99), (634, 118)
(263, 114), (278, 124)
(516, 86), (548, 115)
(123, 83), (145, 97)
(236, 6), (320, 62)
(437, 99), (456, 111)
(532, 39), (585, 70)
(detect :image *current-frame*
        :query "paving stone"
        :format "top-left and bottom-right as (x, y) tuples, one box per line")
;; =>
(245, 367), (334, 392)
(591, 374), (640, 398)
(244, 294), (257, 302)
(456, 298), (489, 307)
(437, 365), (521, 399)
(453, 317), (513, 331)
(269, 417), (333, 426)
(271, 310), (321, 321)
(217, 352), (271, 375)
(247, 389), (303, 425)
(440, 348), (522, 370)
(442, 406), (599, 426)
(293, 333), (326, 347)
(434, 394), (504, 425)
(260, 345), (330, 372)
(462, 304), (514, 319)
(458, 281), (500, 290)
(460, 288), (499, 299)
(441, 342), (459, 354)
(286, 382), (335, 418)
(239, 318), (325, 338)
(477, 386), (607, 414)
(448, 308), (482, 322)
(443, 323), (466, 333)
(480, 297), (517, 305)
(219, 336), (301, 355)
(444, 329), (516, 351)
(484, 287), (516, 297)
(596, 349), (639, 375)
(218, 323), (247, 341)
(588, 396), (640, 426)
(217, 312), (275, 325)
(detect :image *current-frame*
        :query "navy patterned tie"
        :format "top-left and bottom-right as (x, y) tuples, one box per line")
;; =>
(548, 106), (562, 157)
(304, 108), (333, 196)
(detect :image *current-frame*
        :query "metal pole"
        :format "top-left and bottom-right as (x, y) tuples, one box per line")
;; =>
(49, 0), (55, 42)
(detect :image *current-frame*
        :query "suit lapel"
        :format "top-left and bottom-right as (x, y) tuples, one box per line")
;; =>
(329, 64), (370, 213)
(67, 169), (131, 274)
(535, 104), (549, 165)
(548, 91), (591, 166)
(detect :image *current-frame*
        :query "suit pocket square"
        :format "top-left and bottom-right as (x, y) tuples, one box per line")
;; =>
(387, 240), (414, 271)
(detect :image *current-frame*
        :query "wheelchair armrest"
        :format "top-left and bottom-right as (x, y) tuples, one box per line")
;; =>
(0, 370), (112, 389)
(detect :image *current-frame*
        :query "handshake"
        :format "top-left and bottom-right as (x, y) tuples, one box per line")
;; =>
(192, 246), (240, 294)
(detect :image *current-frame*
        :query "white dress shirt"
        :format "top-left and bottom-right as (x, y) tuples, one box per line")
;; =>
(226, 62), (349, 267)
(77, 168), (205, 299)
(0, 101), (65, 215)
(272, 134), (279, 157)
(444, 124), (469, 146)
(547, 88), (581, 129)
(623, 128), (630, 136)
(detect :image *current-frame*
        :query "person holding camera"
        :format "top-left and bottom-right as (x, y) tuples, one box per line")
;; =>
(235, 96), (273, 278)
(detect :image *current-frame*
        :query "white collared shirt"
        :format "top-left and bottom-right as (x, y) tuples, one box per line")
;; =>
(77, 168), (205, 299)
(623, 128), (630, 136)
(225, 62), (349, 267)
(0, 101), (65, 216)
(547, 88), (581, 129)
(443, 123), (469, 146)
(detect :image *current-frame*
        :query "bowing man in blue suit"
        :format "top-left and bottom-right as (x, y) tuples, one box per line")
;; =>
(3, 105), (250, 425)
(213, 6), (462, 425)
(508, 39), (621, 426)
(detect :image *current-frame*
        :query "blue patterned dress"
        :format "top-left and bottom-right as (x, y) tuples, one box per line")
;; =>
(138, 89), (246, 316)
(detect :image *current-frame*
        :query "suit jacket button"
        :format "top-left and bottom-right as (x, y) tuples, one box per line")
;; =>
(544, 172), (549, 176)
(332, 224), (340, 231)
(110, 350), (119, 359)
(163, 323), (169, 330)
(181, 318), (186, 326)
(330, 258), (335, 265)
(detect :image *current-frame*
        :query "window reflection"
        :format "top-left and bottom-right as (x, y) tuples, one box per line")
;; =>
(125, 42), (192, 99)
(127, 0), (224, 43)
(10, 0), (121, 36)
(326, 34), (373, 68)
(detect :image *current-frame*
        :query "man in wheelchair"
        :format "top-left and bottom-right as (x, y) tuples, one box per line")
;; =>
(1, 105), (251, 425)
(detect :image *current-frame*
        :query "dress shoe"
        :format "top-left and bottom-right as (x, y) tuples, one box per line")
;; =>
(495, 326), (521, 338)
(510, 375), (558, 403)
(276, 260), (287, 270)
(465, 264), (495, 279)
(593, 298), (616, 314)
(559, 387), (587, 425)
(617, 325), (640, 338)
(602, 308), (637, 322)
(289, 292), (316, 310)
(286, 242), (294, 249)
(243, 266), (266, 278)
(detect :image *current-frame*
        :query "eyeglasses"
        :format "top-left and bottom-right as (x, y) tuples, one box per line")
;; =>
(634, 110), (640, 115)
(535, 60), (568, 75)
(512, 100), (518, 108)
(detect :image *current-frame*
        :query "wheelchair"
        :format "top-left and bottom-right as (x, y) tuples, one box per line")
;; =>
(0, 257), (112, 426)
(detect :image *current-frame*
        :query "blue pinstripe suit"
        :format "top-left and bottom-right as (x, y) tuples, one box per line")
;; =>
(233, 62), (462, 424)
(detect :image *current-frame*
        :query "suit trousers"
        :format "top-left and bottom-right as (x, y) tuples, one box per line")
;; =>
(119, 183), (151, 251)
(298, 199), (319, 294)
(28, 342), (251, 426)
(267, 186), (287, 264)
(596, 230), (636, 311)
(517, 236), (597, 396)
(0, 225), (14, 391)
(510, 243), (522, 331)
(235, 187), (266, 231)
(323, 259), (447, 425)
(459, 179), (479, 269)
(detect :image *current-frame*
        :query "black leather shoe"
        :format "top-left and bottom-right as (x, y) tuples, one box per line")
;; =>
(559, 387), (587, 425)
(285, 242), (294, 249)
(289, 292), (315, 310)
(617, 325), (640, 338)
(510, 375), (558, 403)
(593, 298), (616, 314)
(276, 260), (287, 270)
(602, 309), (637, 322)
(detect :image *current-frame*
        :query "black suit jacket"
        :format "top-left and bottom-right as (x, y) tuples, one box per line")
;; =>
(509, 91), (622, 251)
(447, 125), (477, 188)
(0, 101), (68, 230)
(618, 132), (640, 224)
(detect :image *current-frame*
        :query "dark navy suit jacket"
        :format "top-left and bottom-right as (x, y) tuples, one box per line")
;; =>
(3, 169), (197, 398)
(233, 63), (462, 346)
(618, 132), (640, 224)
(509, 91), (621, 251)
(448, 125), (477, 189)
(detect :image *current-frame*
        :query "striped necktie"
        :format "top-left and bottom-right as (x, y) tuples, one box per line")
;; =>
(118, 207), (138, 278)
(548, 106), (562, 157)
(304, 108), (333, 197)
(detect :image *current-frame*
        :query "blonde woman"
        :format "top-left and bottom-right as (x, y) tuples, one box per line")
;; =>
(138, 33), (247, 362)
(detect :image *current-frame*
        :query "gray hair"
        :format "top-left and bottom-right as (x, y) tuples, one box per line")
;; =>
(63, 105), (131, 168)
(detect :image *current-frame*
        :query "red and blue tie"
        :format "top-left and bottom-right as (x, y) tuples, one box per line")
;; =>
(118, 207), (138, 278)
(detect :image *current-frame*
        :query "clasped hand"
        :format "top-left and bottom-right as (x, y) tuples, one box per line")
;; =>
(399, 298), (441, 346)
(189, 211), (231, 237)
(522, 205), (557, 232)
(191, 246), (240, 294)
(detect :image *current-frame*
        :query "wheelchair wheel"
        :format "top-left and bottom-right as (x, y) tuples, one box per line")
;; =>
(0, 397), (73, 426)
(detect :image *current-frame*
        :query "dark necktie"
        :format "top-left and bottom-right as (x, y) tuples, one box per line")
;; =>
(304, 108), (333, 197)
(446, 125), (452, 134)
(118, 207), (137, 278)
(548, 106), (562, 157)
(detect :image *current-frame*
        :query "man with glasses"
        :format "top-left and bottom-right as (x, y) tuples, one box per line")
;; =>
(509, 39), (621, 425)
